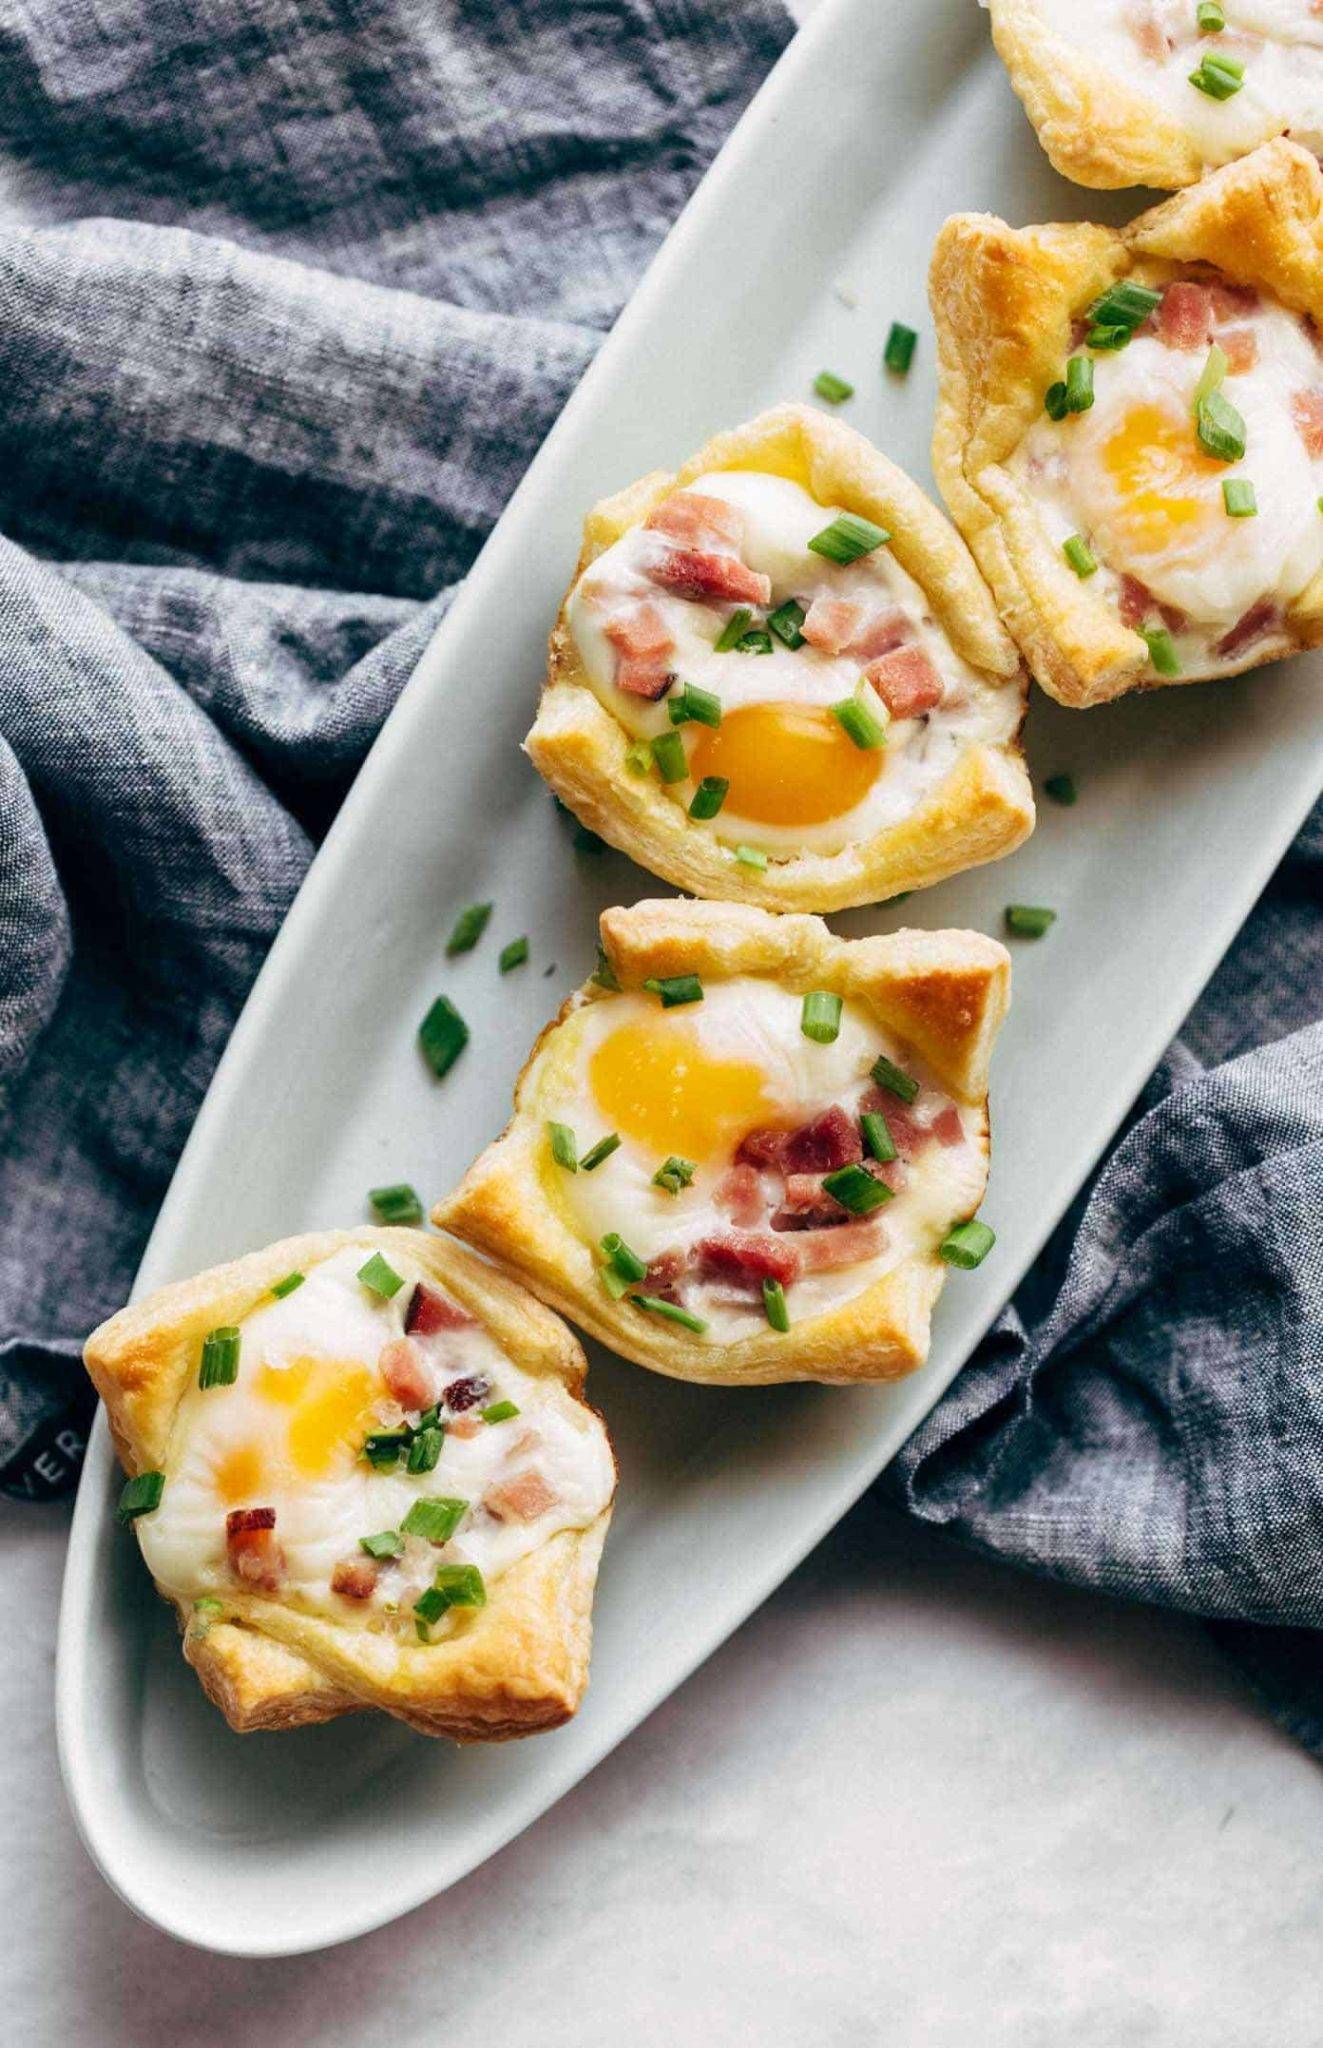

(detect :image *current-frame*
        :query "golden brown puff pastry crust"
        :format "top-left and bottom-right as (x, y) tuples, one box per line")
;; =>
(433, 900), (1011, 1389)
(83, 1228), (614, 1740)
(930, 141), (1323, 708)
(526, 403), (1034, 910)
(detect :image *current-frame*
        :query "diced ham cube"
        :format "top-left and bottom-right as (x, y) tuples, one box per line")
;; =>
(794, 1217), (889, 1273)
(802, 597), (867, 654)
(850, 610), (910, 660)
(646, 548), (772, 608)
(1219, 328), (1258, 375)
(1157, 281), (1213, 351)
(448, 1412), (483, 1440)
(693, 1231), (802, 1289)
(1210, 281), (1260, 322)
(928, 1103), (966, 1147)
(645, 492), (746, 551)
(782, 1105), (863, 1176)
(406, 1282), (474, 1336)
(861, 645), (943, 719)
(378, 1336), (434, 1412)
(736, 1126), (792, 1171)
(1118, 573), (1154, 631)
(1292, 390), (1323, 456)
(331, 1557), (379, 1601)
(605, 602), (676, 700)
(225, 1507), (285, 1593)
(444, 1374), (491, 1412)
(771, 1174), (848, 1232)
(714, 1161), (770, 1230)
(858, 1090), (929, 1156)
(644, 1248), (686, 1299)
(485, 1471), (559, 1523)
(1216, 598), (1279, 659)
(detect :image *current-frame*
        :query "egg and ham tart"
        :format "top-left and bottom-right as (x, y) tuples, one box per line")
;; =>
(931, 141), (1323, 708)
(526, 404), (1033, 912)
(84, 1230), (615, 1739)
(986, 0), (1323, 192)
(434, 901), (1010, 1388)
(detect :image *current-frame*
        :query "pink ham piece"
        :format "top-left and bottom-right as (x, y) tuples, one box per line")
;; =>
(693, 1231), (802, 1289)
(646, 547), (771, 608)
(783, 1105), (862, 1176)
(862, 645), (943, 719)
(645, 492), (746, 551)
(604, 601), (675, 700)
(331, 1557), (379, 1601)
(772, 1174), (850, 1232)
(448, 1412), (483, 1440)
(802, 597), (909, 660)
(1292, 390), (1323, 456)
(714, 1161), (769, 1230)
(406, 1282), (473, 1337)
(485, 1471), (559, 1523)
(795, 1217), (889, 1273)
(1219, 328), (1258, 375)
(644, 1248), (686, 1299)
(1216, 599), (1279, 659)
(1157, 281), (1213, 351)
(929, 1103), (965, 1147)
(736, 1125), (793, 1171)
(378, 1336), (433, 1412)
(1211, 281), (1260, 322)
(1118, 573), (1152, 631)
(225, 1507), (285, 1593)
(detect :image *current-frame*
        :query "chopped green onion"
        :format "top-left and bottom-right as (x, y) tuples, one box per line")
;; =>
(767, 599), (806, 648)
(884, 322), (918, 376)
(734, 844), (768, 871)
(808, 512), (890, 564)
(688, 776), (729, 821)
(419, 995), (468, 1079)
(940, 1219), (997, 1269)
(416, 1404), (440, 1433)
(193, 1596), (225, 1616)
(861, 1110), (897, 1164)
(1190, 50), (1243, 97)
(832, 693), (889, 749)
(801, 990), (843, 1044)
(643, 973), (703, 1008)
(822, 1163), (893, 1216)
(1085, 281), (1160, 341)
(601, 1232), (648, 1283)
(368, 1182), (423, 1226)
(1197, 0), (1224, 27)
(1193, 342), (1228, 409)
(580, 1132), (621, 1172)
(1005, 904), (1057, 938)
(1044, 772), (1078, 806)
(631, 1293), (708, 1335)
(362, 1429), (409, 1469)
(1222, 477), (1257, 517)
(117, 1471), (165, 1523)
(407, 1426), (444, 1475)
(625, 739), (653, 775)
(870, 1053), (919, 1102)
(446, 902), (492, 956)
(482, 1401), (520, 1424)
(360, 1529), (403, 1560)
(652, 1155), (696, 1195)
(1063, 534), (1097, 578)
(499, 935), (529, 972)
(402, 1496), (468, 1544)
(735, 627), (774, 655)
(762, 1278), (791, 1332)
(814, 369), (854, 404)
(434, 1564), (487, 1609)
(1086, 323), (1132, 352)
(592, 943), (621, 992)
(548, 1121), (578, 1172)
(669, 682), (723, 726)
(1143, 626), (1182, 677)
(198, 1325), (240, 1391)
(1065, 355), (1094, 413)
(714, 607), (754, 652)
(651, 730), (688, 782)
(1045, 381), (1069, 421)
(600, 1265), (633, 1300)
(270, 1270), (305, 1299)
(357, 1251), (404, 1299)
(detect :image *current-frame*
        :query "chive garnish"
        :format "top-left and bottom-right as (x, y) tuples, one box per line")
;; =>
(735, 626), (774, 655)
(1197, 0), (1224, 27)
(884, 322), (918, 376)
(688, 776), (729, 821)
(1190, 50), (1243, 96)
(407, 1426), (444, 1475)
(652, 1155), (696, 1194)
(651, 730), (687, 782)
(1143, 627), (1181, 677)
(499, 935), (529, 972)
(427, 1563), (487, 1614)
(734, 844), (769, 871)
(625, 739), (653, 775)
(1193, 342), (1228, 409)
(419, 995), (469, 1079)
(580, 1132), (622, 1172)
(631, 1293), (708, 1335)
(1064, 355), (1094, 413)
(592, 943), (621, 992)
(1222, 478), (1257, 517)
(813, 369), (854, 404)
(1044, 772), (1077, 806)
(1084, 280), (1160, 352)
(601, 1232), (648, 1283)
(369, 1183), (423, 1226)
(822, 1163), (893, 1216)
(362, 1429), (409, 1469)
(270, 1271), (305, 1299)
(1045, 381), (1069, 421)
(643, 973), (703, 1007)
(870, 1053), (919, 1102)
(1063, 534), (1097, 578)
(361, 1529), (403, 1560)
(808, 512), (889, 564)
(402, 1496), (468, 1544)
(198, 1326), (240, 1391)
(940, 1219), (997, 1269)
(358, 1251), (405, 1299)
(482, 1401), (519, 1424)
(193, 1596), (225, 1618)
(861, 1110), (897, 1164)
(714, 607), (754, 652)
(446, 902), (492, 956)
(669, 683), (723, 727)
(548, 1121), (578, 1172)
(801, 990), (843, 1044)
(832, 694), (889, 749)
(763, 1278), (791, 1332)
(1005, 904), (1057, 938)
(117, 1471), (164, 1523)
(767, 599), (806, 648)
(600, 1266), (632, 1299)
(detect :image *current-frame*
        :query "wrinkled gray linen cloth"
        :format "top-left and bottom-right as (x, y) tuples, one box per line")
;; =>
(1, 4), (1320, 1752)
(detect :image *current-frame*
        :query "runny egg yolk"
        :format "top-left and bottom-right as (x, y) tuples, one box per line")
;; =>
(255, 1356), (378, 1480)
(1100, 402), (1223, 554)
(687, 702), (882, 827)
(587, 1018), (778, 1164)
(213, 1442), (266, 1506)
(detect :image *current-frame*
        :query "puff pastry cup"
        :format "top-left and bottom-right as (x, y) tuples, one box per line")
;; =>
(526, 403), (1033, 912)
(986, 0), (1323, 192)
(931, 141), (1323, 707)
(84, 1228), (615, 1740)
(434, 900), (1011, 1388)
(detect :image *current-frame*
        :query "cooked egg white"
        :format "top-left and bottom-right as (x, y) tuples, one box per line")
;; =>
(538, 979), (986, 1340)
(566, 471), (1019, 859)
(135, 1245), (614, 1627)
